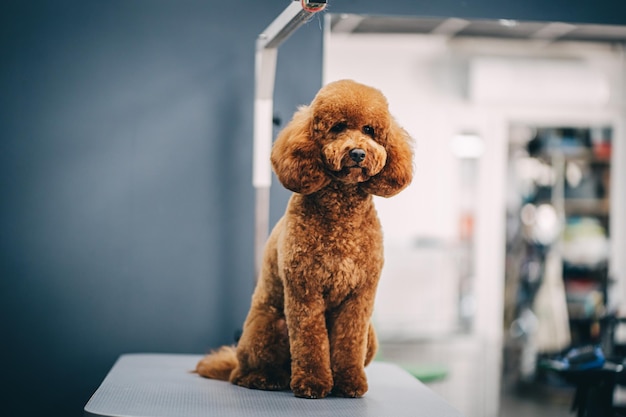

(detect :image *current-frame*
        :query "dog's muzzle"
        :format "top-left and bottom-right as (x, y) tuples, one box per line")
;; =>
(322, 138), (387, 183)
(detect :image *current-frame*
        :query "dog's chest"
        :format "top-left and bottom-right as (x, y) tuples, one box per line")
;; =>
(281, 203), (383, 303)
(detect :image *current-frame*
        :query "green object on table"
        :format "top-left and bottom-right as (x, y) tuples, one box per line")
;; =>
(399, 363), (449, 383)
(373, 345), (448, 383)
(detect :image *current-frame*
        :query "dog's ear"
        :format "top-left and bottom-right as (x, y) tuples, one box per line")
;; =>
(271, 106), (330, 195)
(361, 118), (413, 197)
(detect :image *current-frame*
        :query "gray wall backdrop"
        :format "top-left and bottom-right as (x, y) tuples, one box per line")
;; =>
(1, 1), (625, 416)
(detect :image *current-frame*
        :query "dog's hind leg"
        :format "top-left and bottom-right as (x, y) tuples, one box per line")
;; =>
(364, 321), (378, 366)
(230, 225), (291, 391)
(230, 306), (291, 390)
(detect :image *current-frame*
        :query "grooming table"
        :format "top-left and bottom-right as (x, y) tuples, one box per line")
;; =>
(84, 354), (463, 417)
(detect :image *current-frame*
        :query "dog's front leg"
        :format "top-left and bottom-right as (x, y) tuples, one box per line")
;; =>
(328, 295), (373, 397)
(284, 293), (333, 399)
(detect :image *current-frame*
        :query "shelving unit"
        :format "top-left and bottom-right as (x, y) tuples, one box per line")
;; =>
(503, 125), (613, 385)
(551, 128), (612, 345)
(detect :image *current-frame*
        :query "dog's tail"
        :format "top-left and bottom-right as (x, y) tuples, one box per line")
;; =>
(195, 345), (238, 381)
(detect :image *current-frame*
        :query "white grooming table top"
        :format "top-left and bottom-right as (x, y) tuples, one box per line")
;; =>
(84, 353), (464, 417)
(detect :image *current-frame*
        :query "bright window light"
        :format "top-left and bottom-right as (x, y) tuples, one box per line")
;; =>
(450, 133), (485, 158)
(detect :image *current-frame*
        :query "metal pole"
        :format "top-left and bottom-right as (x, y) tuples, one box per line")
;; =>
(253, 0), (327, 277)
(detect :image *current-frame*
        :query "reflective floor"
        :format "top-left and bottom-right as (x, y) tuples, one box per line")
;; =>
(380, 337), (576, 417)
(499, 386), (573, 417)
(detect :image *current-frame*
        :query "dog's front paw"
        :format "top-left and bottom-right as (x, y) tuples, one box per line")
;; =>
(290, 372), (333, 399)
(332, 367), (368, 398)
(230, 367), (290, 391)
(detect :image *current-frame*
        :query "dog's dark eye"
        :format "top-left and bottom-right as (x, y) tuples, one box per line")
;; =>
(363, 125), (375, 137)
(330, 122), (347, 133)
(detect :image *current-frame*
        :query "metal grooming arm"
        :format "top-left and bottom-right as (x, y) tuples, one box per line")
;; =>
(253, 0), (327, 275)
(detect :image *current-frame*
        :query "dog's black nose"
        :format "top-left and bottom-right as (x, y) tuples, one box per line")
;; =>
(349, 148), (366, 163)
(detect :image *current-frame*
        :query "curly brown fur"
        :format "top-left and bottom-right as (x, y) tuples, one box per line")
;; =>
(196, 79), (413, 398)
(195, 346), (238, 380)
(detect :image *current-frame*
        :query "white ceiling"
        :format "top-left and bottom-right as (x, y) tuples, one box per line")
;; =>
(330, 14), (626, 43)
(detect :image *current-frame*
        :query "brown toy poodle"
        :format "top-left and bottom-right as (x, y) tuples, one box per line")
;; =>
(196, 79), (413, 399)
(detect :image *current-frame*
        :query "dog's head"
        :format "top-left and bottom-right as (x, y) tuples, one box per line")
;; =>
(271, 79), (413, 197)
